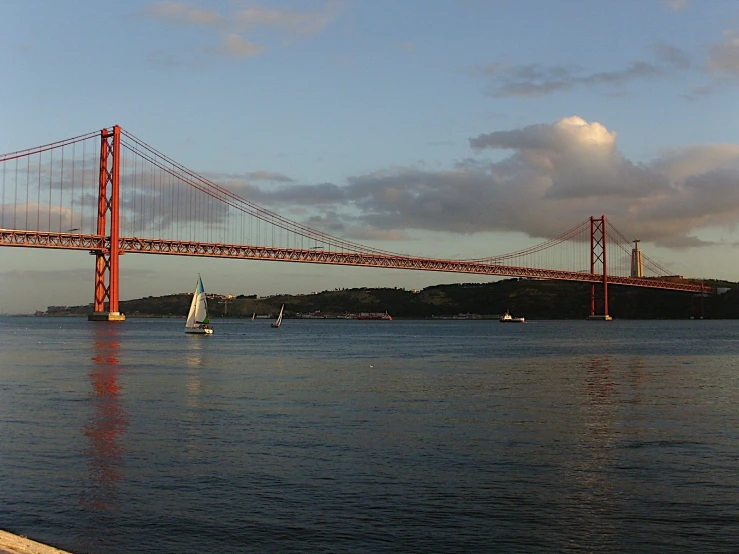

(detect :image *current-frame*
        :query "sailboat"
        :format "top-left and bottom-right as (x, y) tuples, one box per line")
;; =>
(271, 304), (284, 328)
(251, 312), (255, 321)
(185, 274), (213, 335)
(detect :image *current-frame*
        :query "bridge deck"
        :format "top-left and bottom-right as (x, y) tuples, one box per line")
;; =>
(0, 229), (714, 295)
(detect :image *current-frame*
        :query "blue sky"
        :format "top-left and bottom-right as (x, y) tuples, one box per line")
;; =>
(3, 0), (739, 313)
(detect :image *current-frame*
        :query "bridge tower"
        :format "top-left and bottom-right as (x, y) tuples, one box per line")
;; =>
(88, 126), (125, 322)
(631, 239), (643, 278)
(588, 215), (612, 320)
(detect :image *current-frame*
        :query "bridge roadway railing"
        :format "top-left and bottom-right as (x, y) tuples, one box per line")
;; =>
(0, 229), (714, 295)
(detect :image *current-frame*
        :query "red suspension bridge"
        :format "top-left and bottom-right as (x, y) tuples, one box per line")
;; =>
(0, 126), (712, 321)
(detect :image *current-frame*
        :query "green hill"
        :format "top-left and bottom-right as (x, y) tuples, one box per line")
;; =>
(40, 278), (739, 319)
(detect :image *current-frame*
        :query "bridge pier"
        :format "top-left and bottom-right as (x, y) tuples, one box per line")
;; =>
(88, 311), (126, 322)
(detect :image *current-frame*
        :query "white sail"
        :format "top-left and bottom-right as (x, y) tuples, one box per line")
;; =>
(271, 304), (284, 328)
(185, 275), (212, 334)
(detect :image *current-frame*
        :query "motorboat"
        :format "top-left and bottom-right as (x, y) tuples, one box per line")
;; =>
(499, 310), (525, 323)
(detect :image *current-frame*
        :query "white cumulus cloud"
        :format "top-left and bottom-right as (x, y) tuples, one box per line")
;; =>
(230, 117), (739, 248)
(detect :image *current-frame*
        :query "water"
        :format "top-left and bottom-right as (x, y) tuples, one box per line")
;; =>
(1, 317), (738, 553)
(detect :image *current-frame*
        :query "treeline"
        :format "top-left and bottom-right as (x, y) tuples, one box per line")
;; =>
(42, 278), (739, 319)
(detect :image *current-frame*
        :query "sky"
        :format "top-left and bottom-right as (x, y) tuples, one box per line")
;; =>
(3, 0), (739, 313)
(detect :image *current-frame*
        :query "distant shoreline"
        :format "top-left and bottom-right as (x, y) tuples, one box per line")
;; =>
(11, 278), (738, 320)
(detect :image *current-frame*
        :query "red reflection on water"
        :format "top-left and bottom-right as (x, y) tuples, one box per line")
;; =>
(80, 325), (129, 513)
(586, 355), (614, 402)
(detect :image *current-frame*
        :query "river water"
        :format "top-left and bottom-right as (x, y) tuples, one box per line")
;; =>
(0, 317), (737, 553)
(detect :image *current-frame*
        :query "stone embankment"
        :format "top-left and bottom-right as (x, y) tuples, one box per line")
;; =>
(0, 530), (73, 554)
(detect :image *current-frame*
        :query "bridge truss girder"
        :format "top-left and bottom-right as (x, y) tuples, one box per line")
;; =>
(0, 229), (713, 296)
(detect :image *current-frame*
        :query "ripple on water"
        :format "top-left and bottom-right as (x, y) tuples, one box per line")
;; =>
(0, 317), (738, 553)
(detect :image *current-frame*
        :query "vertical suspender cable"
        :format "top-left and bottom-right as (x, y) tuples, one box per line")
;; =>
(14, 157), (17, 230)
(48, 150), (52, 232)
(82, 140), (87, 234)
(27, 155), (31, 230)
(1, 156), (5, 227)
(60, 146), (64, 231)
(150, 160), (154, 237)
(157, 162), (162, 239)
(71, 142), (75, 232)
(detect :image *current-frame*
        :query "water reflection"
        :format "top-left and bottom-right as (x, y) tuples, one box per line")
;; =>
(80, 325), (129, 515)
(185, 335), (204, 368)
(585, 354), (614, 410)
(562, 355), (618, 549)
(627, 356), (646, 407)
(581, 354), (616, 456)
(185, 337), (203, 408)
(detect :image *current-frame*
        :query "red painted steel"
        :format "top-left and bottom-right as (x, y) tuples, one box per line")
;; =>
(0, 229), (716, 295)
(590, 217), (595, 316)
(93, 129), (110, 313)
(0, 230), (105, 249)
(590, 216), (609, 317)
(92, 126), (121, 314)
(109, 126), (121, 312)
(603, 215), (609, 317)
(0, 126), (723, 315)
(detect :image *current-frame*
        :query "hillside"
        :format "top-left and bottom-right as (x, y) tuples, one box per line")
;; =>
(39, 278), (739, 319)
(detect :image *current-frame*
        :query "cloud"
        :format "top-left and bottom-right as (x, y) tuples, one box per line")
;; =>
(304, 212), (411, 241)
(663, 0), (689, 10)
(145, 2), (222, 25)
(217, 33), (265, 57)
(651, 144), (739, 182)
(0, 203), (77, 233)
(652, 43), (691, 69)
(708, 30), (739, 74)
(479, 60), (662, 98)
(200, 170), (294, 184)
(232, 3), (342, 36)
(143, 1), (343, 59)
(239, 181), (347, 206)
(232, 116), (739, 248)
(680, 83), (714, 101)
(476, 40), (698, 99)
(244, 171), (293, 183)
(145, 1), (341, 33)
(470, 116), (666, 200)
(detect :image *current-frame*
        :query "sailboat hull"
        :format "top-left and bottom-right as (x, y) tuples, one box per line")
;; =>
(185, 327), (213, 335)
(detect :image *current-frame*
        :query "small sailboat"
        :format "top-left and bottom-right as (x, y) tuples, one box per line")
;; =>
(251, 312), (255, 321)
(185, 274), (213, 335)
(271, 304), (284, 328)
